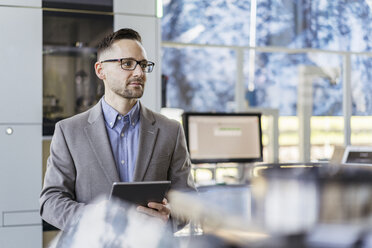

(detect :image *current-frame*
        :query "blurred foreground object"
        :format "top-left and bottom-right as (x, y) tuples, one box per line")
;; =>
(49, 197), (174, 248)
(169, 163), (372, 247)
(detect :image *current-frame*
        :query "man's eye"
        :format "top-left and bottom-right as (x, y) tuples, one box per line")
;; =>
(122, 60), (134, 67)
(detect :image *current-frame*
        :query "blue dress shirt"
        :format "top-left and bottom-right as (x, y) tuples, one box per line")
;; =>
(101, 98), (141, 182)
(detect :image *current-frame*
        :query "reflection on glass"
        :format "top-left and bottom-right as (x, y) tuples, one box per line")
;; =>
(162, 0), (372, 164)
(247, 52), (343, 162)
(163, 0), (372, 51)
(162, 47), (236, 112)
(351, 55), (372, 115)
(278, 116), (300, 162)
(246, 52), (343, 115)
(350, 55), (372, 146)
(351, 116), (372, 146)
(256, 1), (372, 51)
(43, 11), (112, 135)
(162, 0), (251, 46)
(310, 116), (344, 161)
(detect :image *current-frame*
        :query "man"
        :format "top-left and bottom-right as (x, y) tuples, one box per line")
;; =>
(40, 28), (195, 230)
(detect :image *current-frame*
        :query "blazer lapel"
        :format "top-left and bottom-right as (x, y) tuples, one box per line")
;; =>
(133, 103), (158, 181)
(84, 101), (120, 183)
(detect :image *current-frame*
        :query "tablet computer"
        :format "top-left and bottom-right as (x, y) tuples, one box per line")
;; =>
(109, 181), (171, 206)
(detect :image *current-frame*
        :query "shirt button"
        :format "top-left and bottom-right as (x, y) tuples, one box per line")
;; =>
(118, 116), (122, 120)
(121, 160), (125, 164)
(121, 133), (124, 137)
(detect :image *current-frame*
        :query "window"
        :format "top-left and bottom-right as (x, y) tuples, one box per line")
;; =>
(162, 0), (372, 163)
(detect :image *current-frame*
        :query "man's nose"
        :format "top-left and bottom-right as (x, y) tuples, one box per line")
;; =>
(133, 64), (145, 76)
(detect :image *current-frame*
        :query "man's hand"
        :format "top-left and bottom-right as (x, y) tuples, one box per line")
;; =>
(136, 198), (170, 223)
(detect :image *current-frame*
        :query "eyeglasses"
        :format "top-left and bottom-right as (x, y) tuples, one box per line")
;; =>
(100, 58), (155, 73)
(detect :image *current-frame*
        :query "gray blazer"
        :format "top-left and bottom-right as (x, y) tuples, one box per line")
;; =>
(40, 100), (195, 230)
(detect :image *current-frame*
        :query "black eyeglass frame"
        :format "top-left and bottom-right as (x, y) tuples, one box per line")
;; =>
(100, 58), (155, 73)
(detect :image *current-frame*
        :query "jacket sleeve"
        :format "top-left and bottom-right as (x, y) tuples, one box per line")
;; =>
(39, 121), (86, 230)
(168, 122), (196, 192)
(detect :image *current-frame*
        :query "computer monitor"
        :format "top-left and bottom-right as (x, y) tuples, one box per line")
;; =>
(341, 146), (372, 166)
(182, 112), (263, 164)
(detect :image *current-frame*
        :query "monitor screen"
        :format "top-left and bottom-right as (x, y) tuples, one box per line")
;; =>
(182, 112), (263, 164)
(341, 146), (372, 166)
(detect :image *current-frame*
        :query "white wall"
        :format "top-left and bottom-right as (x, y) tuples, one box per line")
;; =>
(0, 1), (42, 247)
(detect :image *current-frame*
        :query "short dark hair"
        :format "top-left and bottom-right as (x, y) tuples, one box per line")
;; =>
(97, 28), (142, 59)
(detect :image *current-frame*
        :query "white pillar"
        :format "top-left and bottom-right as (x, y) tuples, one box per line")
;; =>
(113, 0), (162, 112)
(298, 66), (313, 162)
(343, 54), (352, 146)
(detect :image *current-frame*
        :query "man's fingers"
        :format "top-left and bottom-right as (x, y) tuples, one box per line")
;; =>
(136, 205), (169, 222)
(147, 201), (170, 215)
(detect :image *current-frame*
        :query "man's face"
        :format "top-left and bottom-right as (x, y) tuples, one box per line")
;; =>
(97, 39), (148, 99)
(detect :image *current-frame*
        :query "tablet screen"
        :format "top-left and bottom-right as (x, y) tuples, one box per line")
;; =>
(110, 181), (171, 206)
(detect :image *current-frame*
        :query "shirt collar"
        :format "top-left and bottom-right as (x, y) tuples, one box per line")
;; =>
(101, 97), (141, 129)
(128, 100), (141, 127)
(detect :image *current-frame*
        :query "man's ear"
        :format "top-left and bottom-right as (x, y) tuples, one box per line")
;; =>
(94, 62), (105, 80)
